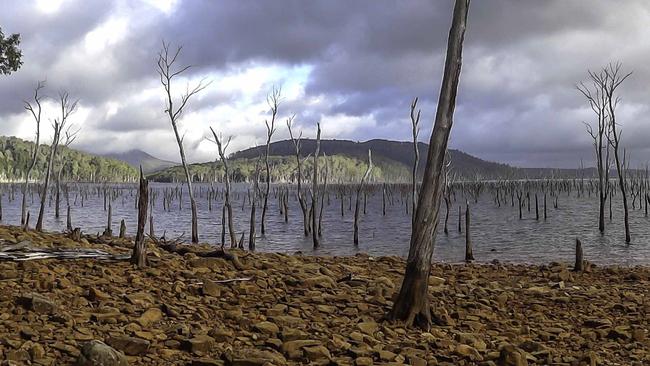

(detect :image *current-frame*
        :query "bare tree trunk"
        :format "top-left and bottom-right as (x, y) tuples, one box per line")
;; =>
(353, 151), (373, 245)
(410, 97), (421, 225)
(210, 128), (236, 246)
(574, 238), (584, 272)
(311, 123), (321, 248)
(131, 169), (149, 268)
(465, 201), (473, 262)
(157, 42), (210, 244)
(22, 81), (44, 226)
(390, 0), (469, 329)
(261, 88), (280, 235)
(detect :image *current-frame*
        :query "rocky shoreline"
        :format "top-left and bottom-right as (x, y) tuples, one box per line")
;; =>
(0, 225), (648, 365)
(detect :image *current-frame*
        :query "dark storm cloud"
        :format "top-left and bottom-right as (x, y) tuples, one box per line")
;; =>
(2, 0), (650, 167)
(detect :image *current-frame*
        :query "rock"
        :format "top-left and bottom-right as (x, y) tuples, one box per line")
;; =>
(304, 345), (331, 361)
(17, 293), (57, 314)
(455, 344), (482, 361)
(182, 335), (215, 354)
(253, 321), (279, 336)
(136, 308), (163, 327)
(499, 344), (528, 366)
(77, 340), (128, 366)
(583, 318), (613, 329)
(87, 287), (111, 301)
(632, 328), (646, 342)
(209, 327), (234, 342)
(202, 280), (221, 297)
(281, 339), (321, 359)
(357, 321), (378, 335)
(355, 356), (373, 365)
(107, 335), (151, 356)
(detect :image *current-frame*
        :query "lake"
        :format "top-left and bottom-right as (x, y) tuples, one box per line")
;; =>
(1, 182), (648, 266)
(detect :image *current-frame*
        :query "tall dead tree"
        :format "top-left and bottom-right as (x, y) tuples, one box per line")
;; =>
(603, 62), (632, 243)
(209, 128), (237, 247)
(131, 168), (149, 267)
(390, 0), (470, 329)
(22, 81), (45, 226)
(36, 92), (78, 232)
(55, 125), (79, 219)
(311, 123), (321, 248)
(410, 97), (421, 226)
(287, 116), (310, 236)
(157, 41), (210, 243)
(249, 154), (263, 251)
(353, 150), (373, 245)
(261, 87), (280, 235)
(578, 69), (611, 233)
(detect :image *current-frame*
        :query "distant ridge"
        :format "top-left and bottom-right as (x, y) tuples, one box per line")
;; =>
(148, 138), (599, 183)
(104, 149), (177, 174)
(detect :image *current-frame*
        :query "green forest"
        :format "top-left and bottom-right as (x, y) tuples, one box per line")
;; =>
(0, 136), (138, 182)
(147, 154), (408, 183)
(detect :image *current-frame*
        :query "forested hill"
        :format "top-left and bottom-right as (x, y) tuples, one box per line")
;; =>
(231, 139), (514, 179)
(0, 136), (138, 182)
(103, 149), (177, 174)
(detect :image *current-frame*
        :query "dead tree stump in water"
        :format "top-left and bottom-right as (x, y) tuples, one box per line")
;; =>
(457, 205), (462, 233)
(535, 194), (539, 221)
(574, 238), (584, 272)
(103, 202), (113, 237)
(131, 169), (149, 268)
(119, 219), (126, 239)
(23, 212), (30, 232)
(66, 205), (72, 232)
(465, 201), (474, 262)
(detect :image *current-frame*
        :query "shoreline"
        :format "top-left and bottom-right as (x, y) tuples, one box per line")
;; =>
(0, 225), (648, 365)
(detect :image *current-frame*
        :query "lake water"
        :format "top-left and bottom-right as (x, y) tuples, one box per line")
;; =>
(1, 182), (648, 266)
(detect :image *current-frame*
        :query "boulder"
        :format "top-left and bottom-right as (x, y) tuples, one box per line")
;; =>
(77, 340), (128, 366)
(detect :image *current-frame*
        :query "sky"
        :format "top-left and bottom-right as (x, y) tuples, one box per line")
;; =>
(1, 0), (650, 168)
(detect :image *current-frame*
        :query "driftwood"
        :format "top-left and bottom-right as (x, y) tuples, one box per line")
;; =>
(150, 234), (245, 270)
(0, 241), (128, 262)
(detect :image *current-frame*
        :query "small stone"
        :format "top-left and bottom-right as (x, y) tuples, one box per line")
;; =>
(355, 356), (373, 366)
(17, 293), (57, 314)
(77, 340), (128, 366)
(136, 308), (163, 327)
(253, 321), (279, 336)
(182, 335), (215, 354)
(107, 335), (151, 356)
(304, 345), (331, 361)
(202, 280), (221, 297)
(357, 321), (378, 335)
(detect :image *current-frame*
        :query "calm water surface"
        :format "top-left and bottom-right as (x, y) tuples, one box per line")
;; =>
(1, 182), (648, 266)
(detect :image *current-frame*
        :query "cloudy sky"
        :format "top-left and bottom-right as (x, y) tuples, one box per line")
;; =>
(1, 0), (649, 168)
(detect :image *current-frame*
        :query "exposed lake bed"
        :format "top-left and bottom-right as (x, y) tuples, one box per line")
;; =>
(0, 226), (648, 365)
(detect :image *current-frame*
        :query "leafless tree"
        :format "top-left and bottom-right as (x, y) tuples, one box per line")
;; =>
(36, 91), (78, 232)
(353, 150), (373, 245)
(261, 87), (280, 235)
(602, 62), (632, 243)
(577, 69), (611, 233)
(410, 97), (421, 225)
(22, 80), (45, 225)
(55, 125), (80, 219)
(311, 123), (321, 248)
(390, 0), (470, 329)
(209, 128), (236, 247)
(249, 153), (263, 250)
(287, 116), (310, 236)
(157, 41), (210, 243)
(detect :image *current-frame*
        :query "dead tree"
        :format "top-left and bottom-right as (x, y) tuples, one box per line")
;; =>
(209, 128), (236, 247)
(261, 87), (280, 235)
(287, 116), (310, 236)
(578, 68), (611, 233)
(574, 238), (584, 272)
(36, 92), (77, 232)
(249, 154), (263, 251)
(311, 123), (321, 248)
(157, 41), (210, 243)
(353, 150), (373, 245)
(131, 168), (149, 267)
(410, 97), (421, 225)
(389, 0), (470, 329)
(465, 201), (473, 262)
(55, 125), (79, 219)
(603, 62), (632, 243)
(22, 81), (45, 225)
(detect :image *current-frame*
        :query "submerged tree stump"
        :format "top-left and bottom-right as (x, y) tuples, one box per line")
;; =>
(574, 238), (584, 272)
(465, 201), (474, 262)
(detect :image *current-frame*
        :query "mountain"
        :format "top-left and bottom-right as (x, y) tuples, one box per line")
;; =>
(149, 138), (594, 183)
(0, 136), (138, 182)
(104, 149), (177, 174)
